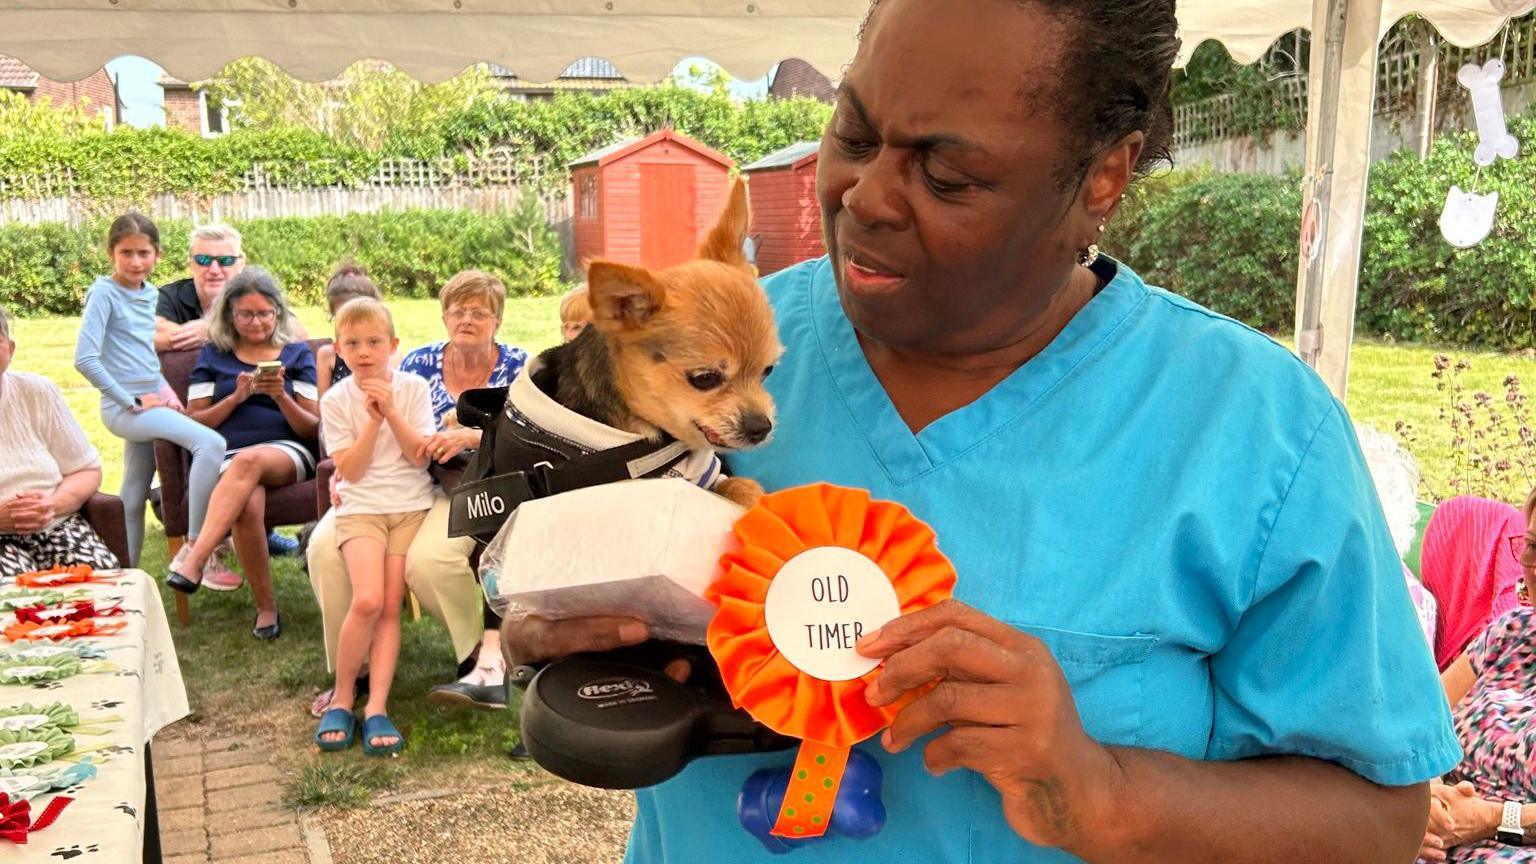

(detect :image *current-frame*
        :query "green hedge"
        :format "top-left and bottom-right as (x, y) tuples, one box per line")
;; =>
(0, 204), (565, 315)
(0, 86), (832, 202)
(1103, 110), (1536, 349)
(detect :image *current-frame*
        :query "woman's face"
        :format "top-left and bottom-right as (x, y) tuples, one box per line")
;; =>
(231, 292), (279, 346)
(818, 0), (1120, 356)
(111, 234), (161, 287)
(444, 298), (499, 350)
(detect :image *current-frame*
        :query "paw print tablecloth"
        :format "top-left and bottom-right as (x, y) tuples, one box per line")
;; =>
(0, 569), (189, 862)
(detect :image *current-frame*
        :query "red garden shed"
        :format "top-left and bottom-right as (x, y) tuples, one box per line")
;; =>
(570, 129), (736, 271)
(742, 141), (825, 276)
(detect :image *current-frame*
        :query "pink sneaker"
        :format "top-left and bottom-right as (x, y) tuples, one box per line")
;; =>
(201, 553), (243, 592)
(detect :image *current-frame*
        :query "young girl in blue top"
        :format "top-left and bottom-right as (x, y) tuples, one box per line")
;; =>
(74, 213), (226, 567)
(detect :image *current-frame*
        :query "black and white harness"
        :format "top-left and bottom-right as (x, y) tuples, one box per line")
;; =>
(447, 368), (719, 544)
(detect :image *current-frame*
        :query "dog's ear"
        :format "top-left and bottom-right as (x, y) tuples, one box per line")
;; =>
(587, 261), (666, 331)
(698, 177), (751, 270)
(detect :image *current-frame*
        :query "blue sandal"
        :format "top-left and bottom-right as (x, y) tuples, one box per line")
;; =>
(361, 714), (404, 757)
(315, 708), (356, 752)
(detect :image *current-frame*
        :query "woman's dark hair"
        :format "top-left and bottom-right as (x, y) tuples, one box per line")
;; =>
(208, 265), (297, 351)
(324, 260), (382, 315)
(861, 0), (1180, 184)
(107, 212), (161, 253)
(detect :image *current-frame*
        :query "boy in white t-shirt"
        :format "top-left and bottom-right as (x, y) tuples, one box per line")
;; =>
(314, 298), (435, 756)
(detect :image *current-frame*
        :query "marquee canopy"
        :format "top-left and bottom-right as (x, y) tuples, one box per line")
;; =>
(0, 0), (1522, 398)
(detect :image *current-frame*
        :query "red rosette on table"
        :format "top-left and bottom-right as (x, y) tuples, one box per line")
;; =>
(707, 484), (956, 840)
(0, 792), (71, 844)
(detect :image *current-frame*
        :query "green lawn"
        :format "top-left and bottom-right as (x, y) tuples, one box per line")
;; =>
(11, 299), (1536, 800)
(10, 296), (564, 800)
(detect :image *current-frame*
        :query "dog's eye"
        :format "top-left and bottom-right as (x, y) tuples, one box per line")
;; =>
(761, 365), (774, 380)
(687, 371), (725, 391)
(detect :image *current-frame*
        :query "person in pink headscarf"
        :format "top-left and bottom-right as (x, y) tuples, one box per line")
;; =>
(1418, 490), (1536, 861)
(1421, 496), (1526, 672)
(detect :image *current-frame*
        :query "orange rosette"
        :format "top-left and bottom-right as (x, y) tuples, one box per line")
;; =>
(3, 619), (124, 643)
(14, 566), (114, 588)
(706, 483), (956, 839)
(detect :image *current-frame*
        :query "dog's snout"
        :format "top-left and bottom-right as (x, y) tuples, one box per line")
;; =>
(739, 414), (773, 445)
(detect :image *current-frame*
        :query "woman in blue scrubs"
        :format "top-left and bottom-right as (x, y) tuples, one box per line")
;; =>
(504, 0), (1459, 860)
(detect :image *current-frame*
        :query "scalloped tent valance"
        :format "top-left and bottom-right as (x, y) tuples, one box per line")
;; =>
(0, 0), (872, 84)
(1178, 0), (1516, 64)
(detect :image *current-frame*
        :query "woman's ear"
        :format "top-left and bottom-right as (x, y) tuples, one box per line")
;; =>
(1081, 131), (1144, 228)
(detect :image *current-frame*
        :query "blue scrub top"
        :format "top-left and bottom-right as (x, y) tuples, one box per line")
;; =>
(627, 256), (1460, 864)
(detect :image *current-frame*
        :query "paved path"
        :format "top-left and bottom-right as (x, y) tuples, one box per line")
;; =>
(152, 728), (322, 864)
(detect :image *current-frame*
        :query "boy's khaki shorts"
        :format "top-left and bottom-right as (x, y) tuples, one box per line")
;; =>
(335, 510), (429, 557)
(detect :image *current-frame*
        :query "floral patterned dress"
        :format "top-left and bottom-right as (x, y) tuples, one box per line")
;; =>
(1446, 607), (1536, 862)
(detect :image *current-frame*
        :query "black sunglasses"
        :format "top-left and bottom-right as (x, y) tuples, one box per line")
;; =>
(192, 254), (242, 267)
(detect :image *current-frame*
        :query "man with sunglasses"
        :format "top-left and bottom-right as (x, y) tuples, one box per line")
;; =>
(153, 223), (309, 559)
(154, 223), (308, 352)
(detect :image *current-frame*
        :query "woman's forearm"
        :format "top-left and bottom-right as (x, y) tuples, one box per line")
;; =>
(274, 393), (319, 440)
(187, 396), (239, 430)
(50, 469), (102, 516)
(1071, 749), (1427, 864)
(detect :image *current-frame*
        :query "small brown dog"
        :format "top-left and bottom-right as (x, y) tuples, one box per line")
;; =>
(529, 178), (782, 508)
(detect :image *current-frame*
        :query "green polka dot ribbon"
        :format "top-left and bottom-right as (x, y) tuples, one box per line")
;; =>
(0, 726), (74, 769)
(771, 742), (849, 839)
(0, 703), (78, 734)
(0, 655), (82, 685)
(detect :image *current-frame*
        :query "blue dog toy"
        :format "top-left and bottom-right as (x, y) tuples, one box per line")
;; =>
(738, 749), (886, 854)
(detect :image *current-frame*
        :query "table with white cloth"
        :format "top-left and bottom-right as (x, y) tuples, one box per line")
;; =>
(0, 568), (188, 863)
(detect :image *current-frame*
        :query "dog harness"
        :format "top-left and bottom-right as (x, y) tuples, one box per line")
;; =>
(448, 362), (724, 543)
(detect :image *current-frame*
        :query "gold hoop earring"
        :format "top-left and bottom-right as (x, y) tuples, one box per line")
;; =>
(1078, 244), (1101, 267)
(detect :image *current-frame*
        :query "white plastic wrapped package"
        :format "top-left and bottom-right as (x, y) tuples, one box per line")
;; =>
(479, 478), (746, 645)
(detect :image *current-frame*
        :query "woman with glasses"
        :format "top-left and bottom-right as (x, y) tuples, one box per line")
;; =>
(164, 266), (319, 640)
(1418, 493), (1536, 860)
(306, 270), (527, 715)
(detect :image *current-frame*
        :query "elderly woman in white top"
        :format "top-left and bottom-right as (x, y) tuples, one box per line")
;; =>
(0, 304), (118, 577)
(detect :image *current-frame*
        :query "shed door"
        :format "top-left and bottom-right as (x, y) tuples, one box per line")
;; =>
(639, 163), (697, 269)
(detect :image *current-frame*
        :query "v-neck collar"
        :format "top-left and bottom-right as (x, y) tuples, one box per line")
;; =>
(807, 256), (1148, 486)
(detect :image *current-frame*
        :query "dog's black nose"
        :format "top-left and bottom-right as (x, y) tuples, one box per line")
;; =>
(739, 414), (773, 445)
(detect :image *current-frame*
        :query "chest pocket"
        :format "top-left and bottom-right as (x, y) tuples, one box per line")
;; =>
(966, 624), (1157, 864)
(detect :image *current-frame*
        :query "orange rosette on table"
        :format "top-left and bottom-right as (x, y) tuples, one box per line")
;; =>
(706, 484), (956, 841)
(14, 566), (116, 588)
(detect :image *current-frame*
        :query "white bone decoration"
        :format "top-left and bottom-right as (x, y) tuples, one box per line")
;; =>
(1459, 59), (1520, 165)
(1440, 185), (1500, 248)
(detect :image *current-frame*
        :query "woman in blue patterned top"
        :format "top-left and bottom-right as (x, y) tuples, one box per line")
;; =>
(166, 267), (319, 640)
(398, 270), (526, 447)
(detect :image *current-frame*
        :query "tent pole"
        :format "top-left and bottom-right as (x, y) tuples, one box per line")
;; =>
(1294, 0), (1384, 399)
(1296, 0), (1351, 374)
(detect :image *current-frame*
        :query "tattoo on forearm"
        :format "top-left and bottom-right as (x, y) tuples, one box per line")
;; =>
(1025, 777), (1075, 838)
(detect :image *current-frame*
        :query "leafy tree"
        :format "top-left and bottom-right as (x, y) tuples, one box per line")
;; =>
(201, 59), (499, 151)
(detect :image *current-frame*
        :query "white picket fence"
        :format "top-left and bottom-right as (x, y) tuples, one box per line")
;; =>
(0, 183), (571, 226)
(0, 149), (567, 227)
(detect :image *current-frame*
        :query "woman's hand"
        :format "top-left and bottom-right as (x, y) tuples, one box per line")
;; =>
(0, 493), (54, 535)
(1418, 782), (1455, 862)
(232, 372), (256, 404)
(252, 367), (287, 399)
(418, 428), (478, 464)
(1429, 780), (1501, 849)
(857, 599), (1119, 850)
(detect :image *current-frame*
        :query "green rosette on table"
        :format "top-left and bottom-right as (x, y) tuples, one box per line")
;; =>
(0, 655), (82, 685)
(0, 726), (74, 770)
(0, 704), (79, 733)
(0, 759), (97, 801)
(0, 590), (69, 612)
(0, 642), (107, 663)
